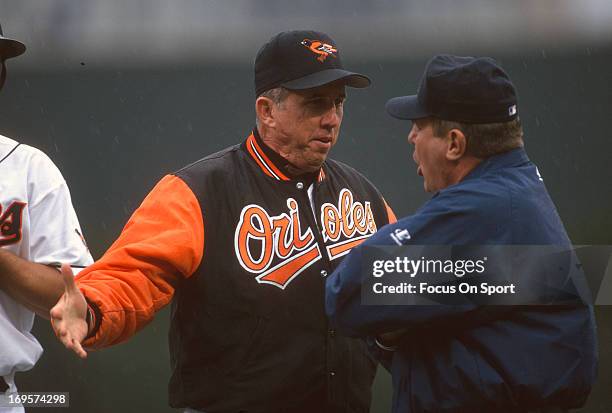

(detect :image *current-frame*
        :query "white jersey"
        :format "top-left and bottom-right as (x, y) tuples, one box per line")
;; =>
(0, 134), (93, 378)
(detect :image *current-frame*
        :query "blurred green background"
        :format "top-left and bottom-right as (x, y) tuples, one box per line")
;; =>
(0, 52), (610, 413)
(0, 1), (611, 411)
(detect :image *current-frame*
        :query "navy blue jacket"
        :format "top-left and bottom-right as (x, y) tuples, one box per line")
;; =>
(326, 148), (597, 412)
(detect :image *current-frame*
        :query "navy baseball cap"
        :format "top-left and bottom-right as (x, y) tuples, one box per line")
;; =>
(254, 30), (371, 96)
(386, 55), (518, 124)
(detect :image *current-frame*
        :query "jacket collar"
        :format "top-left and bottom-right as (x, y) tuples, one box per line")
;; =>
(462, 147), (530, 182)
(244, 128), (326, 183)
(432, 148), (531, 199)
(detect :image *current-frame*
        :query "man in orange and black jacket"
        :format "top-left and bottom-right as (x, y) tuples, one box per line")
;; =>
(49, 30), (396, 413)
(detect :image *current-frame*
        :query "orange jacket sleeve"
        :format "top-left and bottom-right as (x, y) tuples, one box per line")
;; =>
(77, 175), (204, 349)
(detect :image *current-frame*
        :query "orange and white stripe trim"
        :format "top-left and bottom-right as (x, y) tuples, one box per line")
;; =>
(246, 134), (290, 181)
(318, 168), (326, 182)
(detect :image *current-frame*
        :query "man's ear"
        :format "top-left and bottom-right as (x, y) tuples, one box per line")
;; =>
(446, 128), (467, 161)
(256, 97), (276, 128)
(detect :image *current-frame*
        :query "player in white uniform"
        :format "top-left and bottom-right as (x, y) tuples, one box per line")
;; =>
(0, 25), (93, 412)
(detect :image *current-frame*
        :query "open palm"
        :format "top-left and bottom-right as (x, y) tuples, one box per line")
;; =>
(50, 263), (89, 358)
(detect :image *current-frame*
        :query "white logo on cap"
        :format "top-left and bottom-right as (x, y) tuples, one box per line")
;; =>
(509, 105), (517, 116)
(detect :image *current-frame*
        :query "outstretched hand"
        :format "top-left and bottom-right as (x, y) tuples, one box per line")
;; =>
(50, 263), (89, 359)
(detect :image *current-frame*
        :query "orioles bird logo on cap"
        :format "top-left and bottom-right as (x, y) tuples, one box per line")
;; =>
(301, 39), (337, 62)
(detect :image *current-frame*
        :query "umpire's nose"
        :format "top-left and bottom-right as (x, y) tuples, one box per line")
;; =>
(408, 123), (418, 145)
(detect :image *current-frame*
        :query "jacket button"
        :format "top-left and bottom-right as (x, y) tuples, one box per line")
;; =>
(320, 269), (328, 277)
(329, 329), (336, 338)
(329, 371), (336, 377)
(296, 182), (304, 189)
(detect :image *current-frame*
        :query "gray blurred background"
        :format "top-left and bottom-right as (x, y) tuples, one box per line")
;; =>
(0, 1), (611, 412)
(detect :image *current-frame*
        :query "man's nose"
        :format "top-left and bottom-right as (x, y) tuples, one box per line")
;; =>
(408, 124), (417, 144)
(321, 104), (341, 129)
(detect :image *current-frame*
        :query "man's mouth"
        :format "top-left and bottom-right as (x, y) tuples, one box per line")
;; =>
(311, 137), (333, 150)
(413, 153), (421, 176)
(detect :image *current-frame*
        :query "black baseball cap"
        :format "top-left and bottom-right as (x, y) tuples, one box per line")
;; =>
(254, 30), (370, 96)
(0, 23), (25, 90)
(0, 23), (25, 61)
(386, 55), (518, 124)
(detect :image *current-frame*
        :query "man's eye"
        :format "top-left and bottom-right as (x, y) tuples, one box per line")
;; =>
(414, 120), (426, 130)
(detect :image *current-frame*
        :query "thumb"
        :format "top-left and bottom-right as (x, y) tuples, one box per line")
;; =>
(60, 263), (79, 294)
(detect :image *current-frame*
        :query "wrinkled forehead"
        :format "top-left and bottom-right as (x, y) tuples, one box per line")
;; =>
(291, 82), (346, 99)
(411, 117), (434, 128)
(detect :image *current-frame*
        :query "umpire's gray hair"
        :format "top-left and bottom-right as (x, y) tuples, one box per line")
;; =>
(431, 117), (524, 158)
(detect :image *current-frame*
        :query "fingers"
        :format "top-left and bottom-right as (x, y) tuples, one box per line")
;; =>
(69, 338), (88, 359)
(60, 263), (78, 294)
(50, 293), (67, 320)
(50, 295), (66, 336)
(54, 324), (88, 359)
(50, 303), (61, 321)
(50, 264), (88, 359)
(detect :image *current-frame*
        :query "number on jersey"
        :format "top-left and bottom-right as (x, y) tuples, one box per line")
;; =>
(0, 201), (26, 246)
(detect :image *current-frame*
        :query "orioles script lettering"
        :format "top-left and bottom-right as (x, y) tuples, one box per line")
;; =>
(234, 189), (377, 289)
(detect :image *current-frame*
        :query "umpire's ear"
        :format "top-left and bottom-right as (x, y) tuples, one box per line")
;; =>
(446, 128), (468, 161)
(255, 95), (277, 129)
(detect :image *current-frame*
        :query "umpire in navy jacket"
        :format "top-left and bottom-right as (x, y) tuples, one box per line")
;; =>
(325, 55), (598, 413)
